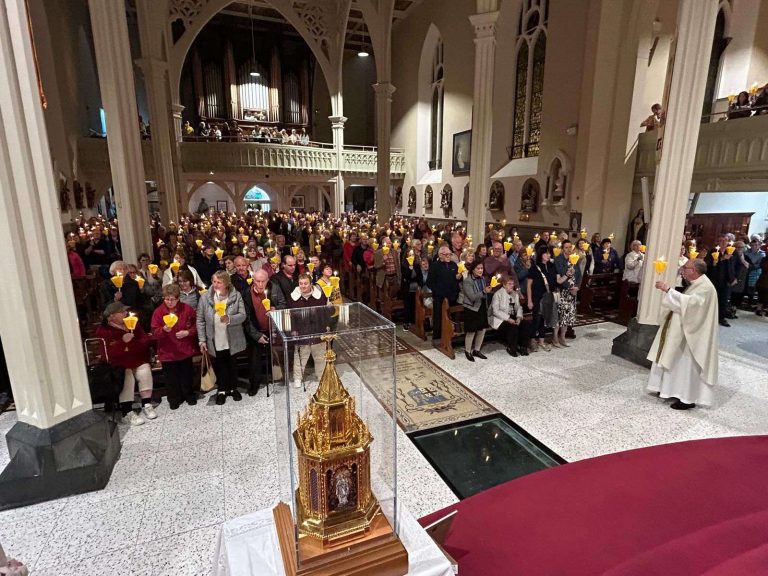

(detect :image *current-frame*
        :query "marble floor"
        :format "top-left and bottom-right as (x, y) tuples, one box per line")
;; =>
(0, 316), (766, 575)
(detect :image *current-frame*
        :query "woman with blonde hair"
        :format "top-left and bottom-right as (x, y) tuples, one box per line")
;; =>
(197, 270), (247, 405)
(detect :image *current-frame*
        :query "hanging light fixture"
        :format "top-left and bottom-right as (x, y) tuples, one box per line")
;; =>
(249, 3), (260, 77)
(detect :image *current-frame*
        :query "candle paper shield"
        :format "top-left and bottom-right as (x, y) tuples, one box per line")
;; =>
(122, 313), (138, 331)
(215, 302), (227, 317)
(163, 313), (178, 328)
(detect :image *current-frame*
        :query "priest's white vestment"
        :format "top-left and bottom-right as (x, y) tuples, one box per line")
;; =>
(646, 274), (719, 405)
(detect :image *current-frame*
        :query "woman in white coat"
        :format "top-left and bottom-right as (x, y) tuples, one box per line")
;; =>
(489, 275), (530, 356)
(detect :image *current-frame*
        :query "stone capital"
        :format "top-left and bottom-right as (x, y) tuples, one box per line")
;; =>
(329, 115), (348, 129)
(171, 103), (185, 116)
(469, 11), (499, 39)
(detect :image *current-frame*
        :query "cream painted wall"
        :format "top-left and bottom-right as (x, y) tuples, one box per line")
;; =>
(489, 0), (590, 230)
(391, 0), (475, 220)
(746, 0), (768, 88)
(718, 0), (759, 97)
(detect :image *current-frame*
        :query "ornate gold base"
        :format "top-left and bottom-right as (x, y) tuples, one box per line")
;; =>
(296, 488), (381, 545)
(274, 502), (409, 576)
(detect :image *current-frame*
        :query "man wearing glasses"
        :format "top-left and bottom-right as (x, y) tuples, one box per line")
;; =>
(646, 259), (719, 410)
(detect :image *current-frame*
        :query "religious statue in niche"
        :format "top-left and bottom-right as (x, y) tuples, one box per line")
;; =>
(488, 180), (505, 211)
(59, 178), (71, 212)
(625, 209), (648, 253)
(72, 180), (84, 209)
(441, 184), (452, 215)
(521, 179), (540, 213)
(424, 186), (434, 211)
(394, 186), (403, 210)
(407, 186), (416, 213)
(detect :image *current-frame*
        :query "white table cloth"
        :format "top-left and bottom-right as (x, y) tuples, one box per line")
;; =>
(213, 501), (454, 576)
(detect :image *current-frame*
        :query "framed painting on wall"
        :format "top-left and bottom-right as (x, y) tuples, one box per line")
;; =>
(290, 195), (305, 209)
(216, 200), (228, 213)
(452, 130), (471, 175)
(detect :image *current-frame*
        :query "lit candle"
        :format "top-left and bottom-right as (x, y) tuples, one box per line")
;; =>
(568, 254), (580, 266)
(136, 276), (145, 290)
(214, 301), (227, 317)
(215, 248), (224, 260)
(490, 274), (500, 288)
(292, 243), (299, 255)
(725, 241), (735, 255)
(712, 249), (720, 262)
(111, 271), (124, 289)
(330, 272), (340, 288)
(503, 238), (513, 252)
(122, 311), (138, 332)
(406, 255), (415, 267)
(640, 245), (647, 253)
(653, 257), (668, 275)
(457, 261), (466, 274)
(320, 283), (333, 298)
(553, 247), (562, 257)
(195, 239), (203, 248)
(163, 313), (178, 328)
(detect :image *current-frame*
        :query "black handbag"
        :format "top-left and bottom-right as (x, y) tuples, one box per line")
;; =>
(84, 338), (123, 408)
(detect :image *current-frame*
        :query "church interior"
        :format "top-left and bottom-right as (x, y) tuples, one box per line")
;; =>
(0, 0), (767, 574)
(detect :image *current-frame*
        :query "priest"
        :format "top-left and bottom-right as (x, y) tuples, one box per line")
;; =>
(646, 259), (719, 410)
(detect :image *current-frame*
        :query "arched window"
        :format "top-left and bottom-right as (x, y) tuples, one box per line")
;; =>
(243, 186), (271, 212)
(511, 0), (548, 159)
(429, 40), (445, 170)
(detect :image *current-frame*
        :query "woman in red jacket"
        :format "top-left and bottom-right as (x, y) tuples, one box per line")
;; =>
(151, 284), (198, 410)
(96, 302), (157, 426)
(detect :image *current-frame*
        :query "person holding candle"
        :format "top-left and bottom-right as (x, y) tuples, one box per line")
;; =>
(101, 260), (141, 307)
(489, 275), (529, 356)
(270, 254), (299, 305)
(623, 240), (645, 283)
(162, 251), (206, 289)
(230, 256), (252, 299)
(317, 263), (343, 307)
(373, 237), (401, 302)
(705, 235), (737, 327)
(647, 259), (719, 410)
(483, 242), (512, 288)
(244, 269), (273, 395)
(194, 245), (221, 286)
(460, 260), (492, 361)
(744, 236), (765, 311)
(594, 238), (622, 274)
(527, 246), (558, 352)
(288, 273), (330, 388)
(197, 271), (247, 405)
(96, 302), (157, 425)
(151, 284), (198, 410)
(66, 239), (86, 278)
(514, 248), (532, 300)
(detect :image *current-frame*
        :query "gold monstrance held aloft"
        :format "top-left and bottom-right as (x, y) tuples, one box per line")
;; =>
(293, 334), (380, 545)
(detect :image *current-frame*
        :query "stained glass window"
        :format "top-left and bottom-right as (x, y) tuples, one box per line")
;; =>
(527, 34), (546, 158)
(511, 0), (547, 160)
(511, 43), (528, 160)
(429, 39), (445, 170)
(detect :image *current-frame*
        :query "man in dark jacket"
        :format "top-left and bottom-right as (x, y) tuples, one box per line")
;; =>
(427, 246), (461, 341)
(270, 255), (299, 305)
(243, 269), (271, 395)
(194, 245), (220, 286)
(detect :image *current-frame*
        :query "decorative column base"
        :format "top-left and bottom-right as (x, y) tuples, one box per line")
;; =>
(610, 318), (658, 369)
(0, 410), (120, 511)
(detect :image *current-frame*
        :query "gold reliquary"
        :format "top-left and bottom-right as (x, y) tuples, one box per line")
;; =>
(293, 334), (379, 545)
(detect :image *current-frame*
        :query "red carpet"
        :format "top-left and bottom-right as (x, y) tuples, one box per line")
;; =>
(419, 436), (768, 575)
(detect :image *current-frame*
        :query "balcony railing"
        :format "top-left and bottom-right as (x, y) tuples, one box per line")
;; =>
(635, 113), (768, 192)
(77, 138), (405, 183)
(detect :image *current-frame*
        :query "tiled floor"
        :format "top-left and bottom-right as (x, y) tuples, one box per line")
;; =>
(0, 316), (766, 574)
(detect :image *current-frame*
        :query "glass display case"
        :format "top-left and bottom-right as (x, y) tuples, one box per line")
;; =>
(269, 302), (406, 574)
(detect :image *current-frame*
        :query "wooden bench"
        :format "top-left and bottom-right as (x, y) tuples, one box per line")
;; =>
(435, 299), (465, 360)
(577, 272), (623, 315)
(412, 287), (433, 340)
(617, 280), (639, 325)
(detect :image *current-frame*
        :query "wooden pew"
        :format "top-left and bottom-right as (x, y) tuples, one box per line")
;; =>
(617, 280), (639, 325)
(378, 279), (405, 320)
(412, 287), (433, 340)
(367, 273), (377, 310)
(577, 271), (623, 315)
(436, 298), (465, 360)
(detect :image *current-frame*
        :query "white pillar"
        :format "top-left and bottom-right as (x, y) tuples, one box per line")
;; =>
(466, 11), (499, 242)
(135, 0), (180, 224)
(89, 0), (151, 265)
(171, 101), (185, 143)
(0, 0), (92, 428)
(637, 0), (719, 325)
(373, 82), (395, 222)
(330, 115), (347, 216)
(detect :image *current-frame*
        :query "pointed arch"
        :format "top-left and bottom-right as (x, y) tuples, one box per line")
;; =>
(417, 24), (444, 178)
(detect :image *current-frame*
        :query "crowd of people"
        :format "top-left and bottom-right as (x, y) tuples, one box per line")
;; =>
(726, 82), (768, 119)
(65, 208), (767, 423)
(182, 119), (311, 145)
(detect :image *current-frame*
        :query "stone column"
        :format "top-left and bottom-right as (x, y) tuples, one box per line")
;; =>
(89, 0), (152, 265)
(138, 58), (180, 224)
(135, 0), (180, 224)
(171, 101), (185, 142)
(612, 0), (719, 365)
(373, 82), (395, 221)
(466, 11), (499, 242)
(330, 115), (347, 215)
(0, 0), (119, 509)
